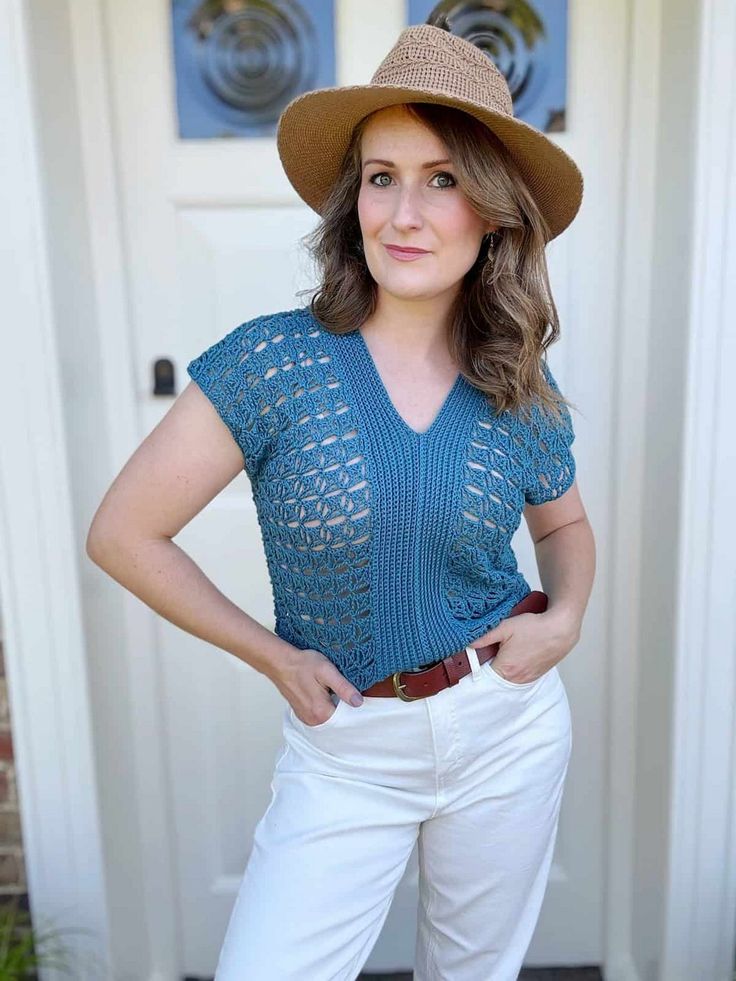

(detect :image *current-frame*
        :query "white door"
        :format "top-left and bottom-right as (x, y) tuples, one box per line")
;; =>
(102, 1), (619, 974)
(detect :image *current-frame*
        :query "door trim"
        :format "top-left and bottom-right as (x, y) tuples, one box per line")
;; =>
(604, 2), (664, 976)
(65, 0), (183, 976)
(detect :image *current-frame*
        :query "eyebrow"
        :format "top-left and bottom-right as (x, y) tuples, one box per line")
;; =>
(362, 158), (453, 170)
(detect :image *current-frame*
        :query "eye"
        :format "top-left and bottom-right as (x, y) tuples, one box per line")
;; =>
(366, 171), (457, 188)
(432, 171), (456, 188)
(368, 172), (393, 187)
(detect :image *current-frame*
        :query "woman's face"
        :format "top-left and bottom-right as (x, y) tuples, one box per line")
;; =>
(357, 105), (493, 305)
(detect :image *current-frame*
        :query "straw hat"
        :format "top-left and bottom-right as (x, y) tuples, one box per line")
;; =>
(276, 22), (583, 242)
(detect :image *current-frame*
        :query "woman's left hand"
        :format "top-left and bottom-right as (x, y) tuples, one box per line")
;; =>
(471, 610), (580, 685)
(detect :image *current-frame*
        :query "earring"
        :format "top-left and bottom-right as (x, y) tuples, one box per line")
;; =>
(483, 231), (498, 275)
(486, 231), (497, 264)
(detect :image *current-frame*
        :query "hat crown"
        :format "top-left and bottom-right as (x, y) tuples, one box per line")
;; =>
(370, 24), (514, 118)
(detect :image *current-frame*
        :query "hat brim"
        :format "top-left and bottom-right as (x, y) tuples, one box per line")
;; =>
(276, 84), (583, 241)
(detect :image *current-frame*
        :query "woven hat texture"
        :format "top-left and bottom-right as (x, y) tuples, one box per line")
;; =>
(276, 23), (584, 241)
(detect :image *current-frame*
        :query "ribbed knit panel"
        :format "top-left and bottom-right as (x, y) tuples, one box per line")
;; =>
(336, 329), (479, 669)
(186, 306), (577, 691)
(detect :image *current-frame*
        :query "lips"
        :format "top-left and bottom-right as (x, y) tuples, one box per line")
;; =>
(384, 245), (430, 260)
(384, 245), (429, 254)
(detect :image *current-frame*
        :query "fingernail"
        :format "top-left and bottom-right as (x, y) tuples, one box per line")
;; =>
(350, 693), (364, 706)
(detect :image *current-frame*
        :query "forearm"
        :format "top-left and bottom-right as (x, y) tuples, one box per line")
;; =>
(86, 534), (294, 680)
(534, 517), (596, 643)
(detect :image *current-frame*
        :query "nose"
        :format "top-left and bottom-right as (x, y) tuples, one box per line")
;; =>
(390, 183), (424, 231)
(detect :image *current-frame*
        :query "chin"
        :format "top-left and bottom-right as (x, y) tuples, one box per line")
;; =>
(381, 284), (451, 302)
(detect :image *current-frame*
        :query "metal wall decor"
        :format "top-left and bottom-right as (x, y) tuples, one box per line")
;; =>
(171, 0), (336, 139)
(408, 0), (569, 132)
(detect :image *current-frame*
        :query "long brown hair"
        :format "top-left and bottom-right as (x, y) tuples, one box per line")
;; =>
(295, 101), (576, 427)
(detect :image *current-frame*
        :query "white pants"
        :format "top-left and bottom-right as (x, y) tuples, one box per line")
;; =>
(214, 654), (572, 981)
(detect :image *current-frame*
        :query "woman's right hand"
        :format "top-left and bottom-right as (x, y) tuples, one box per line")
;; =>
(272, 647), (364, 727)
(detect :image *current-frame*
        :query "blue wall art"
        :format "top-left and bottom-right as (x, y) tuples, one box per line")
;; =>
(171, 0), (336, 139)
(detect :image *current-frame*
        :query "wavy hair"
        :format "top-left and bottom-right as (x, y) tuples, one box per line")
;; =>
(296, 101), (576, 427)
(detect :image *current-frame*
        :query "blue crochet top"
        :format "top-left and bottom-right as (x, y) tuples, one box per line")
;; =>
(186, 305), (576, 691)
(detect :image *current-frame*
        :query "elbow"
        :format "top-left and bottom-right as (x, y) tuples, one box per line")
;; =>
(86, 521), (170, 571)
(85, 517), (123, 569)
(85, 522), (110, 567)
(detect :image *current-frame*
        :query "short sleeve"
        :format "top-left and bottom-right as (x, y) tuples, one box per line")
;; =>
(186, 319), (270, 481)
(524, 360), (577, 505)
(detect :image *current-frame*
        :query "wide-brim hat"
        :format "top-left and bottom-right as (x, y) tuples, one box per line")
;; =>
(276, 23), (583, 243)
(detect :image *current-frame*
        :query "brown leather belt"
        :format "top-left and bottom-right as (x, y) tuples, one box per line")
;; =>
(360, 590), (549, 700)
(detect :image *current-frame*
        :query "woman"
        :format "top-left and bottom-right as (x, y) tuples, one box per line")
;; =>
(87, 22), (595, 981)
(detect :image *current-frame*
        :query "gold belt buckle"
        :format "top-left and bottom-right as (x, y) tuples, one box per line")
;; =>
(392, 670), (422, 701)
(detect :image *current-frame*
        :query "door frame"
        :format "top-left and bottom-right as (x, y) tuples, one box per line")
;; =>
(63, 0), (184, 976)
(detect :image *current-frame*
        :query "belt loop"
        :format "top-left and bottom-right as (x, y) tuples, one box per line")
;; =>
(465, 646), (482, 682)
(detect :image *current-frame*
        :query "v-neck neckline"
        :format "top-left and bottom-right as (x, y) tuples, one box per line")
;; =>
(351, 326), (466, 440)
(304, 308), (478, 443)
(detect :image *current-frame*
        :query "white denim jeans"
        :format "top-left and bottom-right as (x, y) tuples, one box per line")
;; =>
(214, 651), (572, 981)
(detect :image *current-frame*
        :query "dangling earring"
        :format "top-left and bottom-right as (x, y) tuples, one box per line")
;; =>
(485, 231), (497, 268)
(482, 231), (498, 283)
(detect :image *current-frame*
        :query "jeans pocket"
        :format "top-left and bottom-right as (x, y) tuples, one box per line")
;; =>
(483, 656), (541, 691)
(289, 691), (346, 730)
